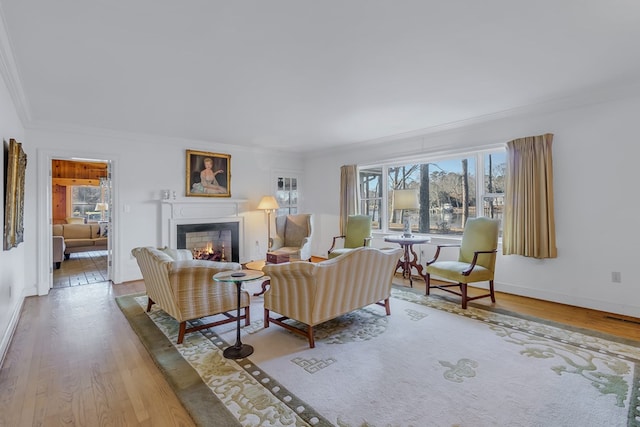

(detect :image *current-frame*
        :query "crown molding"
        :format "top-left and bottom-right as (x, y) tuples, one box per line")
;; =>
(0, 4), (31, 126)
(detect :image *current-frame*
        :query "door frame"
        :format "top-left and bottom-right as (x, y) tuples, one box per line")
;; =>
(36, 149), (120, 295)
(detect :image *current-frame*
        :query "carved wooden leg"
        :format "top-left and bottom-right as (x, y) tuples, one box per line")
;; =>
(461, 283), (468, 309)
(425, 273), (431, 295)
(264, 308), (270, 327)
(489, 280), (496, 303)
(146, 297), (155, 312)
(253, 279), (271, 296)
(308, 326), (315, 348)
(384, 298), (391, 315)
(177, 322), (186, 344)
(244, 307), (250, 326)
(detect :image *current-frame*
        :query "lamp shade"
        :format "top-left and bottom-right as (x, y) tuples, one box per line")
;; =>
(393, 189), (419, 210)
(257, 195), (279, 211)
(95, 202), (109, 211)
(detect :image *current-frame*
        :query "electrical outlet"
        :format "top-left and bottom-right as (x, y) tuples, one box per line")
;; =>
(611, 271), (622, 283)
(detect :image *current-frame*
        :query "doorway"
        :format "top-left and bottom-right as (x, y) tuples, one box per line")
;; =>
(49, 157), (113, 289)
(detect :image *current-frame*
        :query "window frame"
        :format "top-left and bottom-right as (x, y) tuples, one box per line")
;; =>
(358, 145), (505, 237)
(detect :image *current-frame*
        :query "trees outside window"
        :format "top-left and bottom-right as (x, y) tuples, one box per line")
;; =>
(358, 149), (505, 236)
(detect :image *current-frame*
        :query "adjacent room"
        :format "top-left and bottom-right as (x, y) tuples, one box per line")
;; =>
(1, 1), (639, 426)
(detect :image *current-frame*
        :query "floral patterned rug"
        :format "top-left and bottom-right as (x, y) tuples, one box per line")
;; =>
(116, 281), (640, 427)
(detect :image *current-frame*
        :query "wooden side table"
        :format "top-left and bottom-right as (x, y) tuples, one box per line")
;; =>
(383, 235), (430, 287)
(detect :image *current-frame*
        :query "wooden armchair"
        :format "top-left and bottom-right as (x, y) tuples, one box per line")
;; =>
(131, 247), (250, 344)
(425, 217), (500, 309)
(327, 214), (372, 259)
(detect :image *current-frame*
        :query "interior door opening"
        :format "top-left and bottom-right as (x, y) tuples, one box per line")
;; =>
(51, 158), (112, 287)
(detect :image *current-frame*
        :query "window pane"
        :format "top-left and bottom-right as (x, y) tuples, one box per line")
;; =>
(71, 186), (102, 218)
(359, 167), (382, 230)
(386, 159), (476, 235)
(484, 151), (506, 194)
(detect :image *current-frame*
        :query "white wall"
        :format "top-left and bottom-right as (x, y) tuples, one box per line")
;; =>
(26, 129), (304, 289)
(0, 69), (26, 363)
(303, 90), (640, 318)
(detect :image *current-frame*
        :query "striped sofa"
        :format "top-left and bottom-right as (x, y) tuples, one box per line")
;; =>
(263, 246), (403, 348)
(131, 247), (250, 344)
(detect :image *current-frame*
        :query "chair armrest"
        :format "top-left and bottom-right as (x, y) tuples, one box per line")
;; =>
(426, 244), (461, 265)
(271, 235), (285, 250)
(461, 249), (497, 275)
(328, 235), (346, 255)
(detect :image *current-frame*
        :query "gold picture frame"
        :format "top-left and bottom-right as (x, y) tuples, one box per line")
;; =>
(4, 138), (27, 250)
(186, 150), (231, 197)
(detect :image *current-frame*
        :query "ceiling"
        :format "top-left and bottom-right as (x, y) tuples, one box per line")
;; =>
(1, 1), (640, 152)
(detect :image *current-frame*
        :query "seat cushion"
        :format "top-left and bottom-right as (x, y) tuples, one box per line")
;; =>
(427, 261), (493, 283)
(64, 238), (96, 248)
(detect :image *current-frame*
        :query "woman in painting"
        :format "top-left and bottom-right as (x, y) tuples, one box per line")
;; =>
(192, 157), (227, 194)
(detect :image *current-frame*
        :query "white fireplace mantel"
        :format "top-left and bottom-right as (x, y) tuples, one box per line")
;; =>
(160, 198), (249, 257)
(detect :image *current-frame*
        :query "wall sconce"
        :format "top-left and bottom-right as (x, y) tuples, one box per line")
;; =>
(257, 195), (279, 250)
(393, 189), (419, 237)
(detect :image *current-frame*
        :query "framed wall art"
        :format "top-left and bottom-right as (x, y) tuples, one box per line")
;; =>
(4, 138), (27, 250)
(186, 149), (231, 197)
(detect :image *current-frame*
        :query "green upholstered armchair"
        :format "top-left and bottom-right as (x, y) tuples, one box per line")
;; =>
(425, 217), (500, 309)
(327, 215), (372, 259)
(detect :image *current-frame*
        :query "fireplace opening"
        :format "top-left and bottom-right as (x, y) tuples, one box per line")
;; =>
(176, 222), (239, 262)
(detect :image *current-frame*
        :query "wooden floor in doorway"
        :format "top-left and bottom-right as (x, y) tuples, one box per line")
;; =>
(53, 250), (109, 288)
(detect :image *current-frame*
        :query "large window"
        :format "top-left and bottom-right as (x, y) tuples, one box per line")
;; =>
(359, 149), (506, 236)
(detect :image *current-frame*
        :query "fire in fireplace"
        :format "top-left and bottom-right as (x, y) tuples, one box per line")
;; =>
(176, 222), (240, 262)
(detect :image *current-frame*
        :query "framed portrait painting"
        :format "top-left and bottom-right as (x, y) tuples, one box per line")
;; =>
(186, 150), (231, 197)
(4, 138), (27, 250)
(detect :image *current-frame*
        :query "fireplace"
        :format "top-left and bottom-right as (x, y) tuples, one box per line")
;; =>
(160, 199), (248, 263)
(177, 222), (240, 262)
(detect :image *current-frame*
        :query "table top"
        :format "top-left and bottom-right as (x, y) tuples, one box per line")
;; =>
(213, 269), (265, 282)
(244, 260), (266, 271)
(384, 235), (431, 245)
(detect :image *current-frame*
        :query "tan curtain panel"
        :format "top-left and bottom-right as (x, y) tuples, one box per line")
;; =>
(503, 133), (557, 259)
(339, 165), (359, 234)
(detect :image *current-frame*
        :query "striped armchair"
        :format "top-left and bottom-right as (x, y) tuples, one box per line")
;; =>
(131, 247), (250, 344)
(263, 247), (403, 348)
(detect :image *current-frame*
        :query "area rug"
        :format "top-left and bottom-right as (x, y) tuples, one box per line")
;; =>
(116, 281), (640, 427)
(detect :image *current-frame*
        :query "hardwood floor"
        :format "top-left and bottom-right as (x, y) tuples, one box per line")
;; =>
(1, 262), (638, 426)
(53, 250), (109, 288)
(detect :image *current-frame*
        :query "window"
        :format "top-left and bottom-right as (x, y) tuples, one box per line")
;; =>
(70, 179), (111, 222)
(359, 148), (505, 236)
(275, 176), (298, 216)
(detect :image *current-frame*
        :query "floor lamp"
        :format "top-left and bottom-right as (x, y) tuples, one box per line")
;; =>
(257, 196), (279, 250)
(393, 189), (419, 237)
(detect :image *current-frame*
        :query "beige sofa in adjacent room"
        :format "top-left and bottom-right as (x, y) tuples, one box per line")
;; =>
(52, 223), (108, 265)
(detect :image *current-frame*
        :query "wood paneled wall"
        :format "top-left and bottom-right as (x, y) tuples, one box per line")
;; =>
(52, 160), (108, 224)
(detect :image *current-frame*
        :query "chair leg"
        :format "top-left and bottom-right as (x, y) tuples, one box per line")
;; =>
(244, 306), (251, 326)
(384, 298), (391, 315)
(177, 322), (186, 344)
(146, 297), (155, 312)
(264, 308), (270, 328)
(425, 273), (431, 295)
(461, 283), (468, 309)
(308, 326), (315, 348)
(489, 280), (496, 302)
